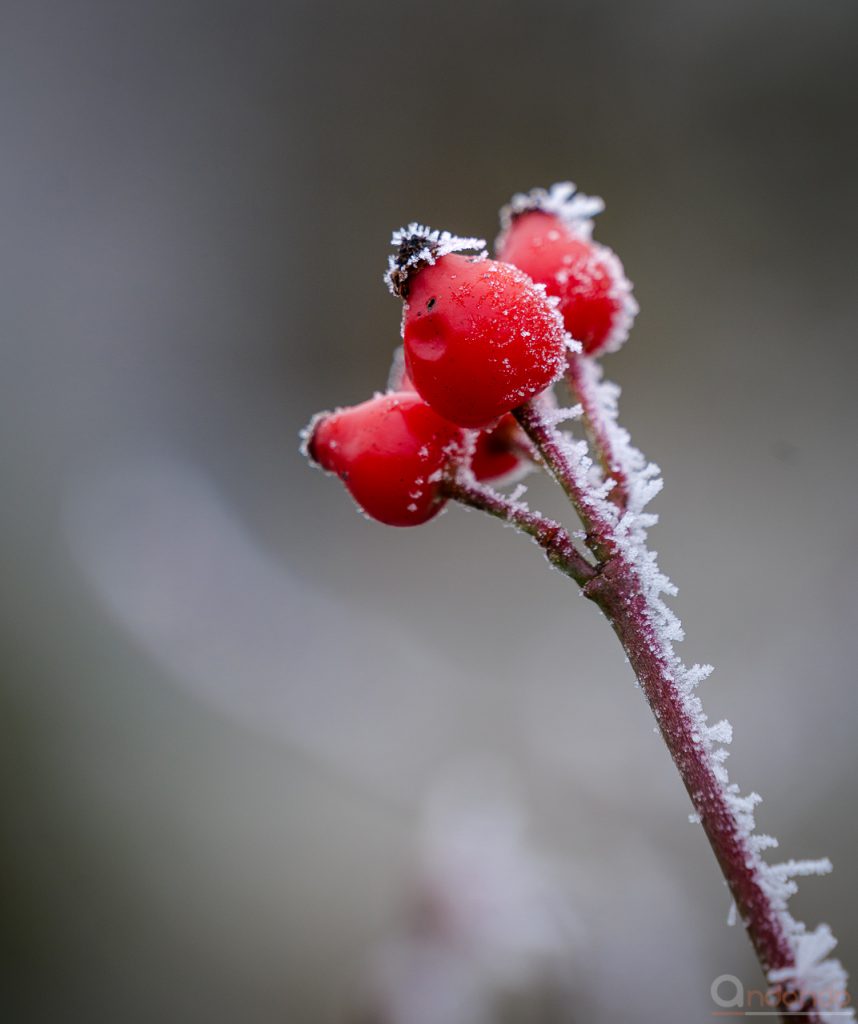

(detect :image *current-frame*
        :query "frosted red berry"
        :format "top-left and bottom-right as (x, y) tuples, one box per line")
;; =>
(303, 392), (463, 527)
(469, 414), (525, 483)
(386, 226), (568, 428)
(388, 346), (527, 484)
(497, 185), (637, 357)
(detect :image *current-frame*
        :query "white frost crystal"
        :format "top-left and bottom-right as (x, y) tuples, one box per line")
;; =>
(568, 358), (852, 1020)
(385, 222), (487, 295)
(498, 181), (606, 241)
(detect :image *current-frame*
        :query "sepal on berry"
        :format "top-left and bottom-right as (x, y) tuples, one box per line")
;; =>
(497, 181), (605, 248)
(385, 222), (487, 298)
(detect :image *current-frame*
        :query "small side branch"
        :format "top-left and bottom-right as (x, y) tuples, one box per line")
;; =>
(442, 475), (595, 586)
(512, 398), (615, 560)
(567, 352), (629, 510)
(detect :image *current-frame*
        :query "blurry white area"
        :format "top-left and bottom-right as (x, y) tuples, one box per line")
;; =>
(361, 764), (712, 1023)
(364, 766), (582, 1023)
(57, 433), (852, 1020)
(415, 768), (577, 979)
(63, 454), (486, 804)
(61, 452), (716, 1020)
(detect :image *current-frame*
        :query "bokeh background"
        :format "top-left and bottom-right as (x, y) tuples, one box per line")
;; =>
(2, 2), (857, 1022)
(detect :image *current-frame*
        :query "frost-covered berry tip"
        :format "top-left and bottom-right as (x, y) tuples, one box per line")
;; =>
(497, 184), (637, 357)
(384, 222), (487, 298)
(497, 181), (605, 245)
(392, 238), (569, 427)
(301, 392), (464, 527)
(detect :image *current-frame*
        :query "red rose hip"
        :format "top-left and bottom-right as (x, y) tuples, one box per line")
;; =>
(303, 392), (463, 527)
(497, 183), (637, 357)
(388, 346), (527, 484)
(386, 225), (568, 428)
(468, 414), (526, 483)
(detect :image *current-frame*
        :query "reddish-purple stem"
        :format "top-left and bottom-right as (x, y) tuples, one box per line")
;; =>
(512, 398), (613, 561)
(442, 474), (595, 587)
(566, 352), (629, 510)
(451, 397), (823, 1024)
(582, 557), (797, 979)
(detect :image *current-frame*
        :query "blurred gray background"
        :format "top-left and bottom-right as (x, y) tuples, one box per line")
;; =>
(2, 1), (857, 1022)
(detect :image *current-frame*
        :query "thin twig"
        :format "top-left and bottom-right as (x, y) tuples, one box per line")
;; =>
(566, 352), (629, 510)
(512, 398), (613, 561)
(509, 396), (829, 1024)
(442, 474), (595, 587)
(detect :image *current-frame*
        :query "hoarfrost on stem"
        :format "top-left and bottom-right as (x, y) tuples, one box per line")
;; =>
(531, 355), (852, 1022)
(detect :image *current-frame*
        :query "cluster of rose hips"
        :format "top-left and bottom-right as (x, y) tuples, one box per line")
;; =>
(303, 183), (637, 526)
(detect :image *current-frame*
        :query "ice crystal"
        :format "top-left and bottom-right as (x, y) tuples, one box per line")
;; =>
(594, 241), (640, 354)
(769, 925), (849, 1022)
(498, 181), (605, 242)
(385, 222), (487, 296)
(567, 360), (853, 1020)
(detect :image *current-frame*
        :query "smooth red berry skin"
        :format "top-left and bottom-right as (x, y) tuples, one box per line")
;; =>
(306, 392), (462, 527)
(402, 254), (566, 428)
(390, 349), (525, 483)
(469, 415), (524, 483)
(498, 211), (630, 356)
